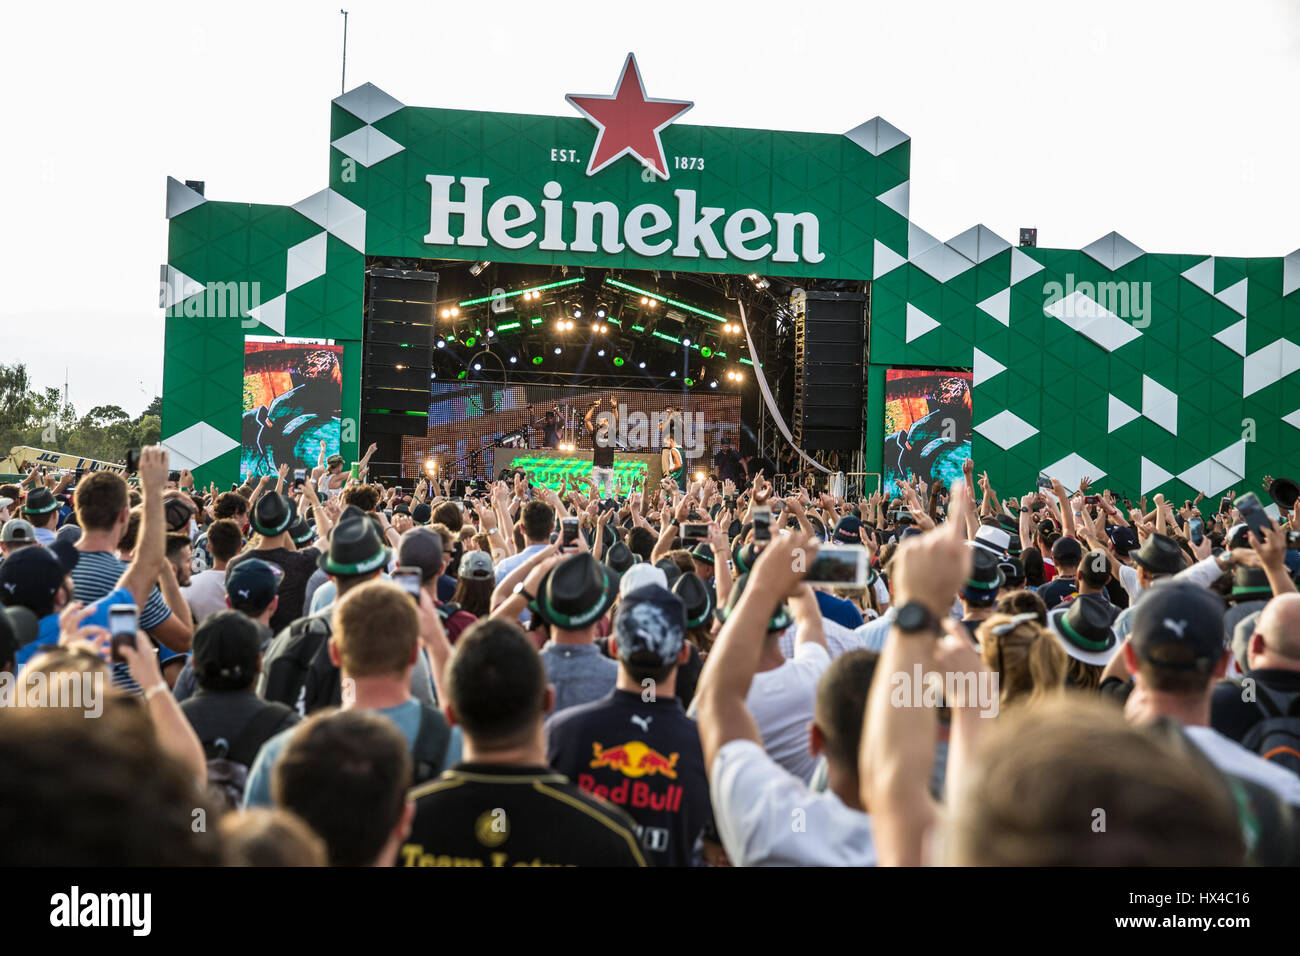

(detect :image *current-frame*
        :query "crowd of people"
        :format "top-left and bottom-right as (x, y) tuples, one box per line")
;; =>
(2, 445), (1299, 867)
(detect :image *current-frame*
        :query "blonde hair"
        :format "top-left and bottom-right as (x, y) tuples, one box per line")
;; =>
(976, 613), (1066, 709)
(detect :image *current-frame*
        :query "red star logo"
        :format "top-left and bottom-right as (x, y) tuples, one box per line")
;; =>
(566, 53), (693, 181)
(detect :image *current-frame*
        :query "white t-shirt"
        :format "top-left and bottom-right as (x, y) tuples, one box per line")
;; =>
(181, 568), (228, 624)
(1184, 725), (1300, 807)
(745, 642), (831, 783)
(1118, 563), (1142, 602)
(710, 738), (875, 866)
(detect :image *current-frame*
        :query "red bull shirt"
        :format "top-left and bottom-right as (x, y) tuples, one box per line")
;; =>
(545, 688), (714, 867)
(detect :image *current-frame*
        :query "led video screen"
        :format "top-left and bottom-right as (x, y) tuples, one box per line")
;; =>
(882, 368), (972, 498)
(241, 337), (343, 479)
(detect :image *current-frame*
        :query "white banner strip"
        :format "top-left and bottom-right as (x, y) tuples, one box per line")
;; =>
(737, 300), (830, 475)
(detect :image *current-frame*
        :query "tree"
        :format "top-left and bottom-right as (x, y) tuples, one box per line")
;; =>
(0, 361), (162, 464)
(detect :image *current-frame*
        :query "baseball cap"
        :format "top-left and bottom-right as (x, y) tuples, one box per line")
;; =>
(0, 545), (76, 617)
(619, 563), (668, 597)
(832, 515), (861, 545)
(458, 549), (494, 580)
(1, 518), (36, 545)
(1130, 581), (1227, 674)
(225, 558), (282, 613)
(1109, 526), (1139, 556)
(612, 585), (686, 669)
(398, 527), (445, 583)
(191, 610), (262, 689)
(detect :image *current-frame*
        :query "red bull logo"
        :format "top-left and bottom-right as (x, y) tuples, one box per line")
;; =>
(590, 741), (679, 779)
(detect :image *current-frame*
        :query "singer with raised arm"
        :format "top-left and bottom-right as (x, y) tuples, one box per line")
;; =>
(585, 396), (619, 499)
(540, 406), (566, 449)
(662, 433), (686, 492)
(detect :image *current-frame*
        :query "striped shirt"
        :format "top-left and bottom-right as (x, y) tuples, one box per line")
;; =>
(72, 550), (180, 694)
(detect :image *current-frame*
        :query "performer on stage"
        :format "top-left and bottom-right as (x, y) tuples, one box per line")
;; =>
(584, 397), (618, 499)
(540, 406), (565, 449)
(662, 435), (686, 492)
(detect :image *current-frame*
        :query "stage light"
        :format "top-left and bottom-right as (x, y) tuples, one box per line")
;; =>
(685, 377), (695, 386)
(700, 346), (712, 358)
(614, 357), (625, 367)
(436, 339), (446, 349)
(596, 307), (607, 318)
(532, 356), (543, 365)
(670, 369), (677, 377)
(681, 337), (691, 347)
(465, 336), (476, 347)
(638, 361), (646, 369)
(597, 349), (606, 357)
(573, 308), (583, 319)
(473, 362), (482, 371)
(592, 322), (600, 332)
(395, 364), (406, 370)
(509, 355), (517, 364)
(709, 380), (717, 388)
(647, 298), (657, 308)
(695, 471), (705, 482)
(640, 296), (648, 304)
(554, 347), (562, 355)
(424, 458), (436, 475)
(486, 329), (495, 338)
(440, 308), (451, 319)
(457, 370), (468, 380)
(469, 260), (490, 276)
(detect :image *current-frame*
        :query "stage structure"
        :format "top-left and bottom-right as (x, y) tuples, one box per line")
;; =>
(163, 53), (1300, 512)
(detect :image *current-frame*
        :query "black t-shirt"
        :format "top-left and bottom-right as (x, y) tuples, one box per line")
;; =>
(401, 763), (646, 867)
(1037, 575), (1077, 610)
(227, 546), (322, 633)
(1211, 670), (1300, 743)
(593, 431), (615, 468)
(544, 688), (714, 867)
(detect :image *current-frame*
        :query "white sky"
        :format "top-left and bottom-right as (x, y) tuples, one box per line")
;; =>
(2, 0), (1297, 416)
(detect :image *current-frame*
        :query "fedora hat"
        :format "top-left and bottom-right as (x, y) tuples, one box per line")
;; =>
(1269, 476), (1300, 510)
(1130, 532), (1186, 577)
(1048, 593), (1120, 666)
(318, 517), (390, 576)
(671, 572), (714, 629)
(531, 553), (618, 630)
(251, 492), (295, 537)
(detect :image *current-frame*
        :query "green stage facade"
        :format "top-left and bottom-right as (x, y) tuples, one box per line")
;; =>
(162, 66), (1300, 511)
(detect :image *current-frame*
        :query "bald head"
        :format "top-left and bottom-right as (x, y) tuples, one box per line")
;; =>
(1250, 594), (1300, 671)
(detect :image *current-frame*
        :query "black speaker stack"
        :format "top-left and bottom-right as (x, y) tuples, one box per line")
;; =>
(361, 267), (439, 483)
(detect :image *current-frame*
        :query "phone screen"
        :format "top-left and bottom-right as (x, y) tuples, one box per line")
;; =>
(681, 522), (710, 542)
(392, 567), (423, 600)
(108, 604), (138, 662)
(1189, 517), (1204, 545)
(804, 546), (868, 587)
(1234, 493), (1270, 538)
(752, 507), (771, 543)
(562, 517), (580, 549)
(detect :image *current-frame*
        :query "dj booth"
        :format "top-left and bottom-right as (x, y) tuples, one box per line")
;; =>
(503, 449), (667, 493)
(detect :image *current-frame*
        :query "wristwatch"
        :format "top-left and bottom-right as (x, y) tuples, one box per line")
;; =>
(512, 581), (535, 603)
(895, 601), (941, 635)
(1215, 550), (1234, 573)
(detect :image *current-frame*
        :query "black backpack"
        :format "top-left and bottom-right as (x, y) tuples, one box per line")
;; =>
(261, 614), (341, 717)
(411, 703), (452, 785)
(1235, 679), (1300, 777)
(204, 704), (296, 810)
